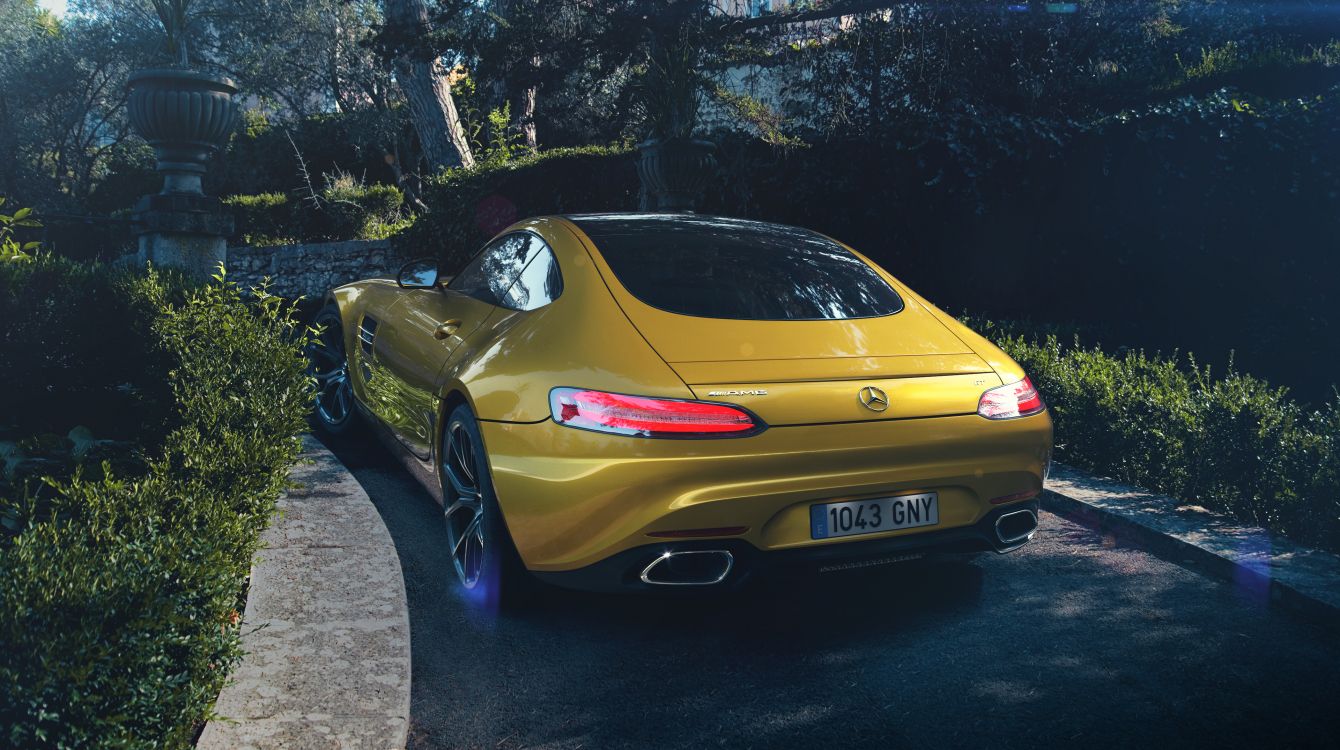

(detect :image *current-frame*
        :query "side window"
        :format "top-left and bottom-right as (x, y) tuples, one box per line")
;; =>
(447, 232), (538, 305)
(501, 245), (563, 312)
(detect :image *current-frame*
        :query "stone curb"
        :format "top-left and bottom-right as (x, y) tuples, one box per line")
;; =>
(1043, 463), (1340, 629)
(199, 435), (411, 750)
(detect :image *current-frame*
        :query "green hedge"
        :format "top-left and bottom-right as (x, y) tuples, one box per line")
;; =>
(223, 191), (294, 246)
(223, 183), (409, 246)
(395, 145), (637, 270)
(1, 256), (312, 748)
(972, 320), (1340, 552)
(396, 89), (1340, 404)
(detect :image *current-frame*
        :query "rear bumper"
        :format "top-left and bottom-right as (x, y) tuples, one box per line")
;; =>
(478, 411), (1052, 575)
(533, 500), (1039, 593)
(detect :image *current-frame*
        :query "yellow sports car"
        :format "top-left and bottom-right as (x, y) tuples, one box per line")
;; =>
(311, 214), (1052, 603)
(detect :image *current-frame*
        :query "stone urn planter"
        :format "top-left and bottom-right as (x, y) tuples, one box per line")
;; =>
(127, 68), (240, 195)
(126, 68), (239, 279)
(635, 137), (717, 212)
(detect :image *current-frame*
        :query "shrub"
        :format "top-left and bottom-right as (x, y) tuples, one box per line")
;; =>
(0, 255), (188, 445)
(973, 321), (1340, 552)
(318, 181), (409, 241)
(0, 198), (41, 262)
(222, 192), (297, 246)
(224, 183), (410, 246)
(399, 145), (637, 270)
(0, 258), (312, 749)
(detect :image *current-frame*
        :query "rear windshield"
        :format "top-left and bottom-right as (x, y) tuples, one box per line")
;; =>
(571, 215), (904, 321)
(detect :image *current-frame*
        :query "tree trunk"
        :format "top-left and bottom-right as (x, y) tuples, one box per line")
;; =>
(384, 0), (475, 170)
(521, 55), (539, 151)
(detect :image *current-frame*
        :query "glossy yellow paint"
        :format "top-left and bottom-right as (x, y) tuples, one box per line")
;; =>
(328, 215), (1053, 574)
(481, 411), (1051, 571)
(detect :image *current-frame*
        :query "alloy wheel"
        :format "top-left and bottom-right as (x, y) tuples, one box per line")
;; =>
(308, 320), (353, 428)
(443, 419), (486, 588)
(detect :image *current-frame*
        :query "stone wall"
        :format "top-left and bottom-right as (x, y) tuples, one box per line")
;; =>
(228, 239), (401, 300)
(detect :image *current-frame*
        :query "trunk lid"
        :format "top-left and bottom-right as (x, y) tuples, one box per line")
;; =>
(614, 296), (999, 426)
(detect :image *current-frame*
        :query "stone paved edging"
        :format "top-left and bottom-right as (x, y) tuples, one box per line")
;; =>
(1044, 463), (1340, 627)
(199, 435), (411, 750)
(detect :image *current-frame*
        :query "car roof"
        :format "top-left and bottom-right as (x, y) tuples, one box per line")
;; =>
(562, 213), (828, 242)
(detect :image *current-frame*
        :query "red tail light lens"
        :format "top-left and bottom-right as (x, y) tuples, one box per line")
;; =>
(549, 388), (762, 438)
(978, 376), (1046, 420)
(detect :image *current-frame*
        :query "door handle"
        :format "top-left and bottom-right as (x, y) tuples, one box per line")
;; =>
(433, 319), (462, 340)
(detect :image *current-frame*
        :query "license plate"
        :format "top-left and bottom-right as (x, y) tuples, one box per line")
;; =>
(810, 492), (939, 540)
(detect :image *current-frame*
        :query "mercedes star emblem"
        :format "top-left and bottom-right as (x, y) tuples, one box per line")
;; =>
(858, 386), (889, 412)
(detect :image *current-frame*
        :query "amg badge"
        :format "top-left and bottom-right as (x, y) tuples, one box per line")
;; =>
(706, 389), (769, 397)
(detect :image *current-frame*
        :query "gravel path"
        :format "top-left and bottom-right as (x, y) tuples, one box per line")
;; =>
(321, 432), (1340, 750)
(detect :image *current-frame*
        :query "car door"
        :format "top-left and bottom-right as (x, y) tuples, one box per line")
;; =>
(372, 232), (547, 456)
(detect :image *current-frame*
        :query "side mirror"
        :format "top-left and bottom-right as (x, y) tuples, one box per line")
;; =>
(397, 258), (440, 289)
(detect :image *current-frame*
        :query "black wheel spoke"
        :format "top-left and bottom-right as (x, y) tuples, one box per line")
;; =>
(444, 462), (476, 499)
(443, 419), (487, 590)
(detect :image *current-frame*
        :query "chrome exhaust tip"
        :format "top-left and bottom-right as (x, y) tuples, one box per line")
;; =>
(994, 509), (1039, 549)
(640, 550), (734, 586)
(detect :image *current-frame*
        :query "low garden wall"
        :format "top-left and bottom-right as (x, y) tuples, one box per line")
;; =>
(229, 238), (401, 300)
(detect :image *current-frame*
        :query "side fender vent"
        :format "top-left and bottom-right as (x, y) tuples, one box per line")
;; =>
(358, 316), (378, 357)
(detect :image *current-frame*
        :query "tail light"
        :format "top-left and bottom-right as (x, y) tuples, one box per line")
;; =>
(978, 376), (1046, 419)
(549, 388), (763, 438)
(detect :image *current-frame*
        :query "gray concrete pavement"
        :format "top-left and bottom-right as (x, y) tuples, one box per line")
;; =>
(323, 432), (1340, 750)
(201, 435), (411, 750)
(1045, 464), (1340, 626)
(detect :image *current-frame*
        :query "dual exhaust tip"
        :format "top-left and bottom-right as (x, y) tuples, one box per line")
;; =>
(994, 508), (1038, 549)
(640, 550), (734, 586)
(639, 509), (1038, 585)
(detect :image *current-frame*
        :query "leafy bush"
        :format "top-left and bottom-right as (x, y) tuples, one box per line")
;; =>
(0, 255), (188, 446)
(224, 183), (409, 246)
(210, 109), (409, 205)
(0, 257), (312, 748)
(0, 198), (41, 262)
(399, 145), (637, 270)
(222, 192), (296, 246)
(320, 180), (409, 241)
(973, 321), (1340, 552)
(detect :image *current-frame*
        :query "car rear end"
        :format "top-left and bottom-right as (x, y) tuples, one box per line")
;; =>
(484, 214), (1051, 591)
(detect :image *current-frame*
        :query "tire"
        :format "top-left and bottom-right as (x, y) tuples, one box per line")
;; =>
(440, 402), (529, 609)
(308, 303), (358, 436)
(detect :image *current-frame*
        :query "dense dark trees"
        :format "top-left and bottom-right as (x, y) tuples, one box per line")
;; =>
(3, 1), (1339, 212)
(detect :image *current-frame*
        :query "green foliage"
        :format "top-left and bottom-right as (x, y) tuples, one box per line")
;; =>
(0, 254), (188, 445)
(972, 321), (1340, 552)
(452, 74), (531, 166)
(710, 86), (805, 149)
(221, 191), (296, 246)
(223, 182), (409, 246)
(696, 82), (1340, 403)
(484, 102), (528, 164)
(0, 198), (42, 262)
(320, 179), (409, 241)
(401, 145), (637, 270)
(1173, 38), (1340, 90)
(149, 0), (195, 66)
(639, 22), (707, 140)
(209, 110), (411, 209)
(0, 259), (312, 749)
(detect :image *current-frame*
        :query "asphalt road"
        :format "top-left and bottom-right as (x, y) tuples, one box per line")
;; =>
(321, 432), (1340, 750)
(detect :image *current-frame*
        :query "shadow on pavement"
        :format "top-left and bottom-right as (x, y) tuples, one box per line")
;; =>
(319, 430), (1340, 750)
